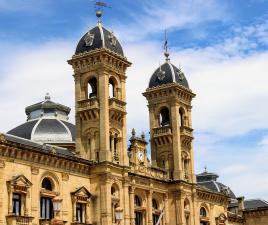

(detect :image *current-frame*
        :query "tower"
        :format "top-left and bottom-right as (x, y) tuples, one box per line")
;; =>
(68, 11), (131, 165)
(143, 50), (196, 181)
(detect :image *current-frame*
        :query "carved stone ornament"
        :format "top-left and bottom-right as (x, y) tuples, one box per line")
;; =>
(157, 70), (165, 81)
(216, 213), (227, 225)
(84, 31), (94, 47)
(108, 32), (117, 47)
(0, 133), (6, 143)
(48, 146), (56, 154)
(31, 167), (39, 175)
(177, 69), (184, 81)
(62, 173), (69, 181)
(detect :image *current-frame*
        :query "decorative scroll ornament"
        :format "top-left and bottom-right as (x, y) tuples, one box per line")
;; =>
(108, 32), (117, 47)
(84, 31), (94, 46)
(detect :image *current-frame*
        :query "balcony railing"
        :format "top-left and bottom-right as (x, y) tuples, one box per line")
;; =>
(6, 215), (33, 225)
(153, 126), (172, 137)
(77, 98), (99, 111)
(109, 98), (126, 111)
(180, 126), (193, 138)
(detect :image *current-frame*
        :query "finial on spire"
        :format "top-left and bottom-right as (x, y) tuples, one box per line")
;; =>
(131, 128), (136, 137)
(45, 93), (51, 101)
(164, 30), (170, 61)
(93, 1), (111, 23)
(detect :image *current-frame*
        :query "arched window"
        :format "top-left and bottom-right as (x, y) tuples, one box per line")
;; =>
(179, 108), (184, 127)
(134, 195), (143, 225)
(152, 199), (159, 225)
(41, 178), (52, 191)
(159, 107), (170, 127)
(200, 207), (209, 225)
(109, 78), (116, 98)
(200, 207), (207, 217)
(183, 158), (189, 179)
(40, 177), (55, 219)
(88, 77), (97, 98)
(134, 195), (141, 207)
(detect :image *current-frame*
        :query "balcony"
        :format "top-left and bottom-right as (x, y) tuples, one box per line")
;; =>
(109, 98), (126, 111)
(180, 126), (193, 138)
(153, 126), (172, 137)
(77, 98), (99, 112)
(152, 126), (172, 146)
(6, 215), (34, 225)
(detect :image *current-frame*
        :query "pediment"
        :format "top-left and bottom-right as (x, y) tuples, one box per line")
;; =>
(71, 186), (92, 198)
(8, 174), (32, 187)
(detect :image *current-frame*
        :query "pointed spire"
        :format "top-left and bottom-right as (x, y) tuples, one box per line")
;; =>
(141, 131), (145, 140)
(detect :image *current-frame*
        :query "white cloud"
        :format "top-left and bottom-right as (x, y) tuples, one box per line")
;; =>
(115, 0), (230, 42)
(0, 40), (75, 131)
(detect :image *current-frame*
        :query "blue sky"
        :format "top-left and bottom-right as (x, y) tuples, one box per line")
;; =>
(1, 0), (268, 200)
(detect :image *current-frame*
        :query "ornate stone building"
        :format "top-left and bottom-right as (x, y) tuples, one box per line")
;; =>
(0, 10), (267, 225)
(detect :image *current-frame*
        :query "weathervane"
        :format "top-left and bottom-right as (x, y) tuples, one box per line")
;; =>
(164, 30), (170, 61)
(91, 1), (111, 23)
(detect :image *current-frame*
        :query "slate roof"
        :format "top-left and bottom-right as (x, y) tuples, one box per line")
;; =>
(4, 133), (75, 157)
(197, 171), (236, 199)
(229, 199), (268, 210)
(7, 95), (75, 144)
(148, 61), (189, 89)
(75, 24), (124, 56)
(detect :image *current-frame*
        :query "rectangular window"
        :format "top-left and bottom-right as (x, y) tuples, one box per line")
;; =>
(153, 214), (159, 225)
(135, 212), (143, 225)
(76, 203), (83, 223)
(40, 197), (53, 219)
(12, 193), (21, 216)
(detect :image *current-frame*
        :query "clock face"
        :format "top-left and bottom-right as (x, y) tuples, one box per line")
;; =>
(138, 151), (144, 161)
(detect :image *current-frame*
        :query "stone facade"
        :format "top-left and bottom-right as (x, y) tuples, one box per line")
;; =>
(0, 11), (267, 225)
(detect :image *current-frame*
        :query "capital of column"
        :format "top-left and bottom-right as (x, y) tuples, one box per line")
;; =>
(129, 186), (135, 194)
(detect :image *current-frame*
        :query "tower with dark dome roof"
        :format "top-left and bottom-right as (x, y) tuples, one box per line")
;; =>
(68, 11), (131, 164)
(143, 44), (196, 181)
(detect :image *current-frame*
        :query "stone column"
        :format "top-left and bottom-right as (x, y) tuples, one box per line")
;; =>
(164, 194), (169, 225)
(8, 187), (13, 214)
(123, 180), (130, 225)
(86, 201), (91, 224)
(129, 186), (135, 225)
(149, 107), (157, 167)
(72, 197), (77, 222)
(99, 70), (110, 161)
(120, 78), (129, 166)
(100, 176), (112, 225)
(170, 103), (182, 180)
(147, 191), (153, 225)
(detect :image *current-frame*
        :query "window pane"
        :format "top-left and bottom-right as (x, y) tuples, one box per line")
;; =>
(12, 193), (21, 216)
